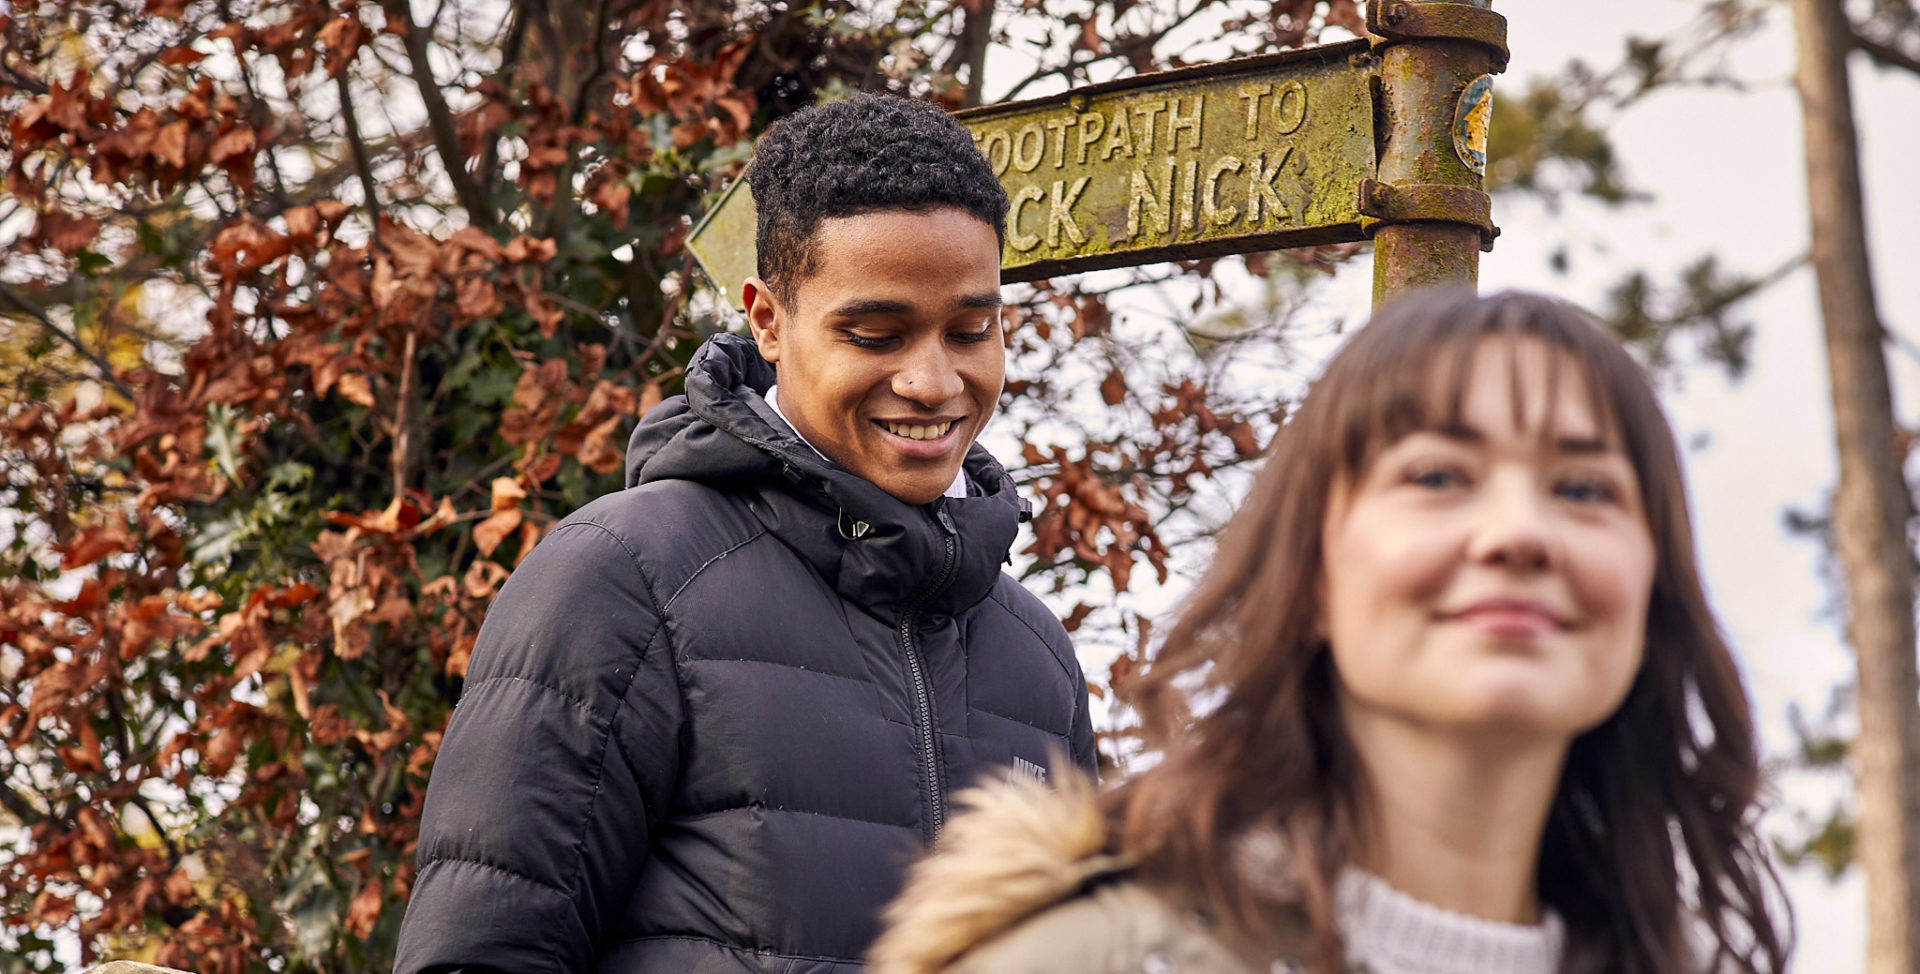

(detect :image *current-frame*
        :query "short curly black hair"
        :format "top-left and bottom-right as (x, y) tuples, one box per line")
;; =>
(745, 93), (1008, 304)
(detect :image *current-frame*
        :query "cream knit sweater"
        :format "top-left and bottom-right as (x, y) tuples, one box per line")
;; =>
(1335, 871), (1565, 974)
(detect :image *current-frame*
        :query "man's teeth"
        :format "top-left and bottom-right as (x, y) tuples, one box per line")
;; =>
(881, 420), (955, 441)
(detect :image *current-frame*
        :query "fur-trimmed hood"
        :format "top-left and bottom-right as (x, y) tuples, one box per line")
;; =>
(870, 771), (1317, 974)
(868, 769), (1125, 974)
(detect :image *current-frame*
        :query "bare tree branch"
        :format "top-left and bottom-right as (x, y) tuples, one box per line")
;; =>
(574, 0), (617, 125)
(390, 328), (418, 501)
(335, 61), (386, 247)
(0, 280), (137, 399)
(477, 4), (532, 193)
(382, 0), (492, 226)
(129, 795), (181, 866)
(0, 779), (48, 826)
(1853, 28), (1920, 75)
(949, 0), (994, 107)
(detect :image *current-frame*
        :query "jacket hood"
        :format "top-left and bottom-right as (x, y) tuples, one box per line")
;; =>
(624, 332), (1028, 623)
(867, 769), (1119, 974)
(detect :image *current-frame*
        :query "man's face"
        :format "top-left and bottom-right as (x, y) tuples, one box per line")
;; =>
(744, 206), (1005, 505)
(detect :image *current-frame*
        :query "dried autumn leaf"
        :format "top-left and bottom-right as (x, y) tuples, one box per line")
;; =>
(54, 580), (105, 618)
(1099, 369), (1126, 407)
(59, 523), (129, 569)
(334, 372), (375, 407)
(1325, 0), (1364, 33)
(314, 198), (351, 223)
(521, 451), (562, 484)
(445, 634), (476, 678)
(157, 45), (207, 66)
(417, 495), (458, 534)
(514, 520), (543, 566)
(30, 208), (103, 255)
(202, 723), (243, 776)
(523, 289), (564, 337)
(524, 144), (570, 168)
(489, 476), (527, 512)
(1225, 422), (1261, 459)
(176, 590), (223, 613)
(264, 582), (320, 609)
(151, 120), (189, 168)
(1062, 603), (1096, 632)
(472, 508), (522, 557)
(209, 126), (255, 165)
(47, 74), (89, 132)
(455, 275), (501, 319)
(284, 205), (320, 242)
(500, 235), (557, 263)
(34, 892), (75, 928)
(592, 178), (633, 226)
(58, 720), (104, 773)
(344, 877), (385, 938)
(1072, 296), (1112, 339)
(329, 585), (374, 659)
(672, 120), (708, 149)
(578, 414), (627, 473)
(463, 559), (510, 599)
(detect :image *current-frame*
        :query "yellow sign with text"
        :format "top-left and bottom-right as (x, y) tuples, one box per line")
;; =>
(686, 39), (1375, 303)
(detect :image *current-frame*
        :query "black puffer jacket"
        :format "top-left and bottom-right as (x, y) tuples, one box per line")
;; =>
(395, 334), (1097, 974)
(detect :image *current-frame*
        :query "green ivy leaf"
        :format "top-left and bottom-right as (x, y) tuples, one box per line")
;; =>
(74, 248), (113, 274)
(207, 403), (244, 484)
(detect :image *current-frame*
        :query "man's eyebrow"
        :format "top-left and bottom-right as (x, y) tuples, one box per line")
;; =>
(827, 298), (915, 318)
(825, 293), (1003, 318)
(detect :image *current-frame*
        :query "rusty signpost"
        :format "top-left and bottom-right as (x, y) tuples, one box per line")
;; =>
(686, 1), (1507, 310)
(1364, 0), (1505, 303)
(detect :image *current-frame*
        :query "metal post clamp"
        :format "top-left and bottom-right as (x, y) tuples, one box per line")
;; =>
(1366, 1), (1510, 73)
(1356, 178), (1500, 252)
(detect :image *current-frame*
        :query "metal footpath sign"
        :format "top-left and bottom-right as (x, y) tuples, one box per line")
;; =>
(688, 1), (1508, 308)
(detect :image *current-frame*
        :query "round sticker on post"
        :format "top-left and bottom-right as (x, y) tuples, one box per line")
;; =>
(1453, 75), (1495, 177)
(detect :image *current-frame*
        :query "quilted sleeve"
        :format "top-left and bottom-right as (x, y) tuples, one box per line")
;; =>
(1068, 657), (1097, 780)
(394, 520), (685, 974)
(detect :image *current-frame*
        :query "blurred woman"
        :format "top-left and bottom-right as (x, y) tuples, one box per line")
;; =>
(869, 289), (1791, 974)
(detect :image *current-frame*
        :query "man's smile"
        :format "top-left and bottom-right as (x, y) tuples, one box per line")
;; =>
(876, 419), (958, 441)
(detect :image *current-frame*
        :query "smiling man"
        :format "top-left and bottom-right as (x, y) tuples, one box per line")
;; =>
(395, 94), (1097, 974)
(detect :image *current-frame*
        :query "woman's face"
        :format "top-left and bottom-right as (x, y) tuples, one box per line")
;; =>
(1318, 338), (1656, 744)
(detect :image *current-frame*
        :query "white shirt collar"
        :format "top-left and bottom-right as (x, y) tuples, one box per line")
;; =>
(764, 384), (969, 500)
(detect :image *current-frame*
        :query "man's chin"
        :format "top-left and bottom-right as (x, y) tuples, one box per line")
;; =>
(866, 466), (963, 506)
(878, 482), (953, 506)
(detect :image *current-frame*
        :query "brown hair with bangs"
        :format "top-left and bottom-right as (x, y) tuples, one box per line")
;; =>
(1107, 289), (1791, 973)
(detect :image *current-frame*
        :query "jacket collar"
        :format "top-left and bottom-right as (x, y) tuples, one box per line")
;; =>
(625, 333), (1028, 625)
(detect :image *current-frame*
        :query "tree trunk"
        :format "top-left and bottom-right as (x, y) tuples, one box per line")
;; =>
(1790, 2), (1920, 972)
(955, 0), (994, 108)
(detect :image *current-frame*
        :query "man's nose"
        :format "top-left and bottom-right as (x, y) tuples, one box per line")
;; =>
(1467, 475), (1554, 572)
(894, 341), (965, 406)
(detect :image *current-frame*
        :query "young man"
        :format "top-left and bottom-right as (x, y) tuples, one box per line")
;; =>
(395, 94), (1097, 973)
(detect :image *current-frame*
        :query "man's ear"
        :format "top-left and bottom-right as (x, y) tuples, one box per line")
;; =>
(742, 276), (784, 364)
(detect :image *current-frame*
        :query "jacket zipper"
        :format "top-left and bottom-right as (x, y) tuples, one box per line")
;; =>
(897, 507), (958, 844)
